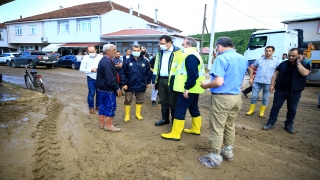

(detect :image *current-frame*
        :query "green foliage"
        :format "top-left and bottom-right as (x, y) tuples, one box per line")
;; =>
(192, 29), (267, 55)
(201, 55), (209, 64)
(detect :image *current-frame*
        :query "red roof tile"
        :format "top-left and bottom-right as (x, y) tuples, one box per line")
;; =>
(102, 29), (168, 36)
(202, 47), (210, 54)
(59, 43), (102, 47)
(5, 1), (182, 32)
(0, 23), (6, 28)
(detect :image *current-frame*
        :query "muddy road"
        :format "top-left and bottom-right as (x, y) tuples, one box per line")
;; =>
(0, 65), (320, 180)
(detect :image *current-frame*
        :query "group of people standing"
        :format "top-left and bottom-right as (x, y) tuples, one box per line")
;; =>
(78, 35), (311, 169)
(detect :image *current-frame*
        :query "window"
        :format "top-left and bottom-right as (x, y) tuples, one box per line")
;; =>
(58, 21), (69, 34)
(19, 45), (34, 52)
(139, 42), (160, 56)
(15, 26), (22, 35)
(78, 19), (90, 32)
(29, 25), (37, 35)
(117, 42), (134, 55)
(0, 31), (3, 40)
(248, 36), (267, 50)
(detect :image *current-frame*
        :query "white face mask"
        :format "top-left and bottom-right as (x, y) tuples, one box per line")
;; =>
(180, 46), (184, 52)
(215, 46), (220, 56)
(160, 45), (167, 50)
(89, 53), (96, 58)
(132, 51), (141, 57)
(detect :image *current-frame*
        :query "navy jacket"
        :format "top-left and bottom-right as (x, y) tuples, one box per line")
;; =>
(275, 60), (310, 92)
(120, 55), (151, 92)
(184, 54), (200, 90)
(96, 56), (119, 93)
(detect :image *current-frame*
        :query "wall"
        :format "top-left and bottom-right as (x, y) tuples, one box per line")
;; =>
(287, 20), (320, 42)
(0, 28), (8, 47)
(44, 17), (100, 43)
(7, 22), (44, 44)
(101, 10), (151, 34)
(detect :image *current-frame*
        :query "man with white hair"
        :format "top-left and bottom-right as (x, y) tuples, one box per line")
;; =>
(96, 44), (122, 132)
(80, 45), (103, 114)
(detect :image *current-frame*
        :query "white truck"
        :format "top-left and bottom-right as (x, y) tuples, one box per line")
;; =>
(244, 28), (320, 82)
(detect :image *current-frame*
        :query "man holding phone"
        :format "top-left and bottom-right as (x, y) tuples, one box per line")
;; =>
(113, 51), (123, 70)
(262, 48), (311, 133)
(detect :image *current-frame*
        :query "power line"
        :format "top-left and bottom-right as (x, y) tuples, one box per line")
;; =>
(222, 1), (274, 28)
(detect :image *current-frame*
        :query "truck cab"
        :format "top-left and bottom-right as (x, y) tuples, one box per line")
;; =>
(244, 29), (299, 62)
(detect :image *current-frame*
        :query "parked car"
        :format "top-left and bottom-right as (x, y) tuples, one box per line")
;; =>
(11, 51), (58, 68)
(58, 55), (79, 69)
(0, 53), (19, 66)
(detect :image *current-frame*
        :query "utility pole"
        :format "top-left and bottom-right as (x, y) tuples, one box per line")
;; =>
(200, 4), (207, 56)
(207, 0), (217, 70)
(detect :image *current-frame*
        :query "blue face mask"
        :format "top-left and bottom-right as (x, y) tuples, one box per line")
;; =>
(132, 51), (141, 57)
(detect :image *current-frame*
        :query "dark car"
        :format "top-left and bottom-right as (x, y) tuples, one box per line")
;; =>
(11, 51), (58, 68)
(58, 55), (79, 69)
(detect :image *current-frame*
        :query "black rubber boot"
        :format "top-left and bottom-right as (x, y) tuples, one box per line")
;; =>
(170, 107), (176, 125)
(155, 108), (170, 126)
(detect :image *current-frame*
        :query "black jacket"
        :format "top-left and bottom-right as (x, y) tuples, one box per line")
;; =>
(96, 56), (119, 93)
(120, 55), (151, 92)
(275, 60), (310, 92)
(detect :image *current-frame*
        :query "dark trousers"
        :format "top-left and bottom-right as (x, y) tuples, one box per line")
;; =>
(158, 77), (178, 110)
(243, 85), (252, 94)
(0, 74), (2, 83)
(174, 92), (200, 120)
(87, 76), (100, 108)
(266, 90), (302, 126)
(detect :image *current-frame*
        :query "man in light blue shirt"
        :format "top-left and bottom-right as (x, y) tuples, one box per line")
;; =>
(246, 46), (281, 117)
(199, 37), (248, 168)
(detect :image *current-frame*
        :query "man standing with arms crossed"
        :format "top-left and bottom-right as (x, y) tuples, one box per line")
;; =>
(96, 44), (122, 132)
(199, 37), (248, 168)
(161, 38), (205, 141)
(246, 46), (281, 117)
(262, 48), (311, 133)
(80, 45), (103, 114)
(153, 35), (182, 126)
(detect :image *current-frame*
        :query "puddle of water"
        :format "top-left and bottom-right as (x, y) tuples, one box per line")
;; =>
(1, 124), (8, 128)
(22, 118), (29, 122)
(0, 94), (18, 101)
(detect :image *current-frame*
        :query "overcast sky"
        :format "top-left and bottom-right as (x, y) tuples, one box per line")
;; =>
(0, 0), (319, 35)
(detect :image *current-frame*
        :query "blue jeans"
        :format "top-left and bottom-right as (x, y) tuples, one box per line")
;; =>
(251, 82), (270, 106)
(174, 93), (200, 120)
(266, 90), (302, 126)
(98, 91), (117, 117)
(87, 76), (100, 108)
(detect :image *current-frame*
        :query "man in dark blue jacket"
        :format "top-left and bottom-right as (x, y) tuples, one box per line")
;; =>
(96, 44), (122, 132)
(262, 48), (311, 134)
(120, 44), (151, 122)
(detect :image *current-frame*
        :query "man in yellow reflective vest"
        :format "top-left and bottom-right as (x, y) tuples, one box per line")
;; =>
(161, 38), (205, 141)
(153, 35), (183, 126)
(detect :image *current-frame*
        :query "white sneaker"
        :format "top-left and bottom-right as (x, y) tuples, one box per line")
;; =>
(221, 145), (234, 162)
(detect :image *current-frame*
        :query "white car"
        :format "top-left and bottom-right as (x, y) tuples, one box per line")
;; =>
(0, 53), (19, 66)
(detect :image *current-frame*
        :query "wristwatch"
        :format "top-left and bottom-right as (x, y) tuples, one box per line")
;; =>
(297, 62), (301, 65)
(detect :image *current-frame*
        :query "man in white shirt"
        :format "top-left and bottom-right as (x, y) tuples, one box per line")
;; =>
(80, 45), (103, 114)
(76, 53), (83, 69)
(153, 35), (183, 126)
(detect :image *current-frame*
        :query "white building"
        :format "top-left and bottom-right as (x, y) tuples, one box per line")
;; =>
(4, 1), (195, 56)
(282, 16), (320, 49)
(0, 23), (17, 54)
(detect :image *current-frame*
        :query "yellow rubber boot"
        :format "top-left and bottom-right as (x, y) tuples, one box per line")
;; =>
(246, 104), (256, 116)
(124, 105), (131, 122)
(259, 105), (267, 117)
(135, 104), (143, 120)
(161, 119), (185, 141)
(183, 116), (202, 135)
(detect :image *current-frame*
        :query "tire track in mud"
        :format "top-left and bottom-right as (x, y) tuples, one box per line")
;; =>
(32, 98), (64, 180)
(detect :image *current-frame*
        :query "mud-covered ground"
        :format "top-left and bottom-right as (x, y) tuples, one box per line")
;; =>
(0, 65), (320, 180)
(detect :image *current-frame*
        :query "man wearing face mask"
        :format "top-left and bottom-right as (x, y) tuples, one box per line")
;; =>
(120, 44), (151, 122)
(153, 35), (183, 126)
(80, 45), (103, 114)
(123, 49), (131, 61)
(161, 38), (205, 141)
